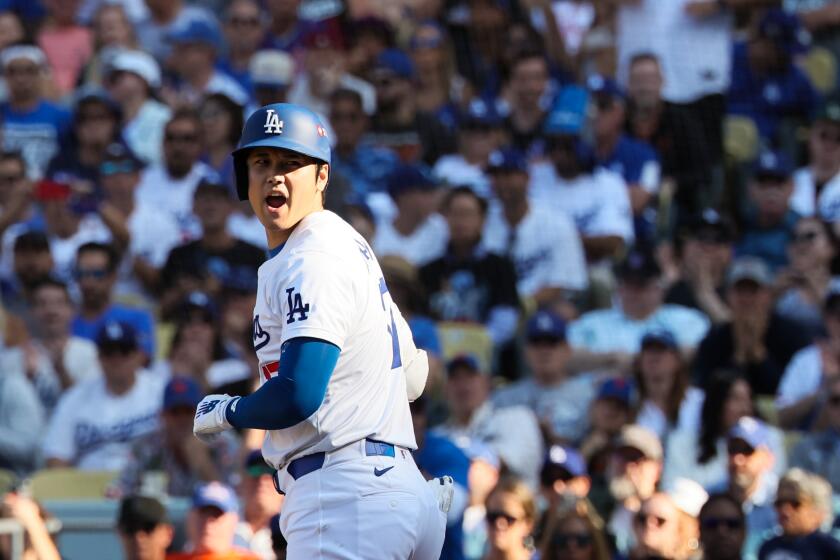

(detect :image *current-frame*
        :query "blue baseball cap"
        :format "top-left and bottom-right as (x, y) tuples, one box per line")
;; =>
(95, 321), (139, 351)
(446, 353), (483, 375)
(640, 329), (678, 351)
(386, 163), (437, 198)
(597, 377), (633, 405)
(168, 18), (222, 50)
(758, 9), (809, 55)
(244, 449), (274, 477)
(586, 73), (624, 100)
(178, 291), (218, 321)
(525, 310), (567, 342)
(163, 377), (202, 410)
(543, 445), (587, 479)
(192, 482), (239, 514)
(753, 150), (794, 180)
(410, 21), (446, 50)
(373, 48), (415, 80)
(464, 440), (500, 470)
(727, 416), (771, 450)
(544, 85), (588, 136)
(460, 98), (503, 129)
(487, 148), (527, 174)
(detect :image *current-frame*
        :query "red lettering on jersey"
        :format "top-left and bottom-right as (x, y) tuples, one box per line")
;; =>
(261, 361), (280, 381)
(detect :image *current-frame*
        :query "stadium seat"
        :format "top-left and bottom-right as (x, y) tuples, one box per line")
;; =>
(723, 115), (760, 164)
(437, 321), (493, 373)
(29, 469), (117, 501)
(799, 46), (838, 95)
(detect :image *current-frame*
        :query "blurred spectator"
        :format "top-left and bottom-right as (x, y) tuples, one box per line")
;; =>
(368, 48), (456, 164)
(198, 93), (243, 191)
(791, 93), (840, 221)
(250, 49), (293, 108)
(268, 513), (286, 560)
(433, 100), (504, 199)
(0, 353), (43, 474)
(42, 321), (164, 470)
(159, 182), (264, 319)
(699, 492), (747, 560)
(482, 477), (536, 560)
(625, 52), (712, 216)
(759, 468), (840, 559)
(790, 377), (840, 488)
(694, 256), (810, 396)
(538, 499), (611, 560)
(728, 9), (817, 143)
(166, 18), (249, 107)
(219, 0), (267, 93)
(539, 445), (592, 515)
(329, 88), (398, 198)
(665, 209), (734, 324)
(580, 378), (635, 479)
(775, 217), (837, 337)
(135, 0), (217, 63)
(737, 150), (800, 271)
(461, 442), (499, 560)
(92, 142), (181, 302)
(27, 277), (102, 412)
(0, 45), (71, 179)
(568, 249), (710, 354)
(482, 148), (588, 308)
(3, 231), (53, 317)
(710, 417), (779, 560)
(288, 21), (375, 119)
(436, 354), (544, 489)
(0, 151), (40, 283)
(169, 482), (259, 559)
(135, 109), (219, 239)
(0, 11), (24, 53)
(587, 74), (661, 226)
(787, 1), (840, 56)
(344, 16), (392, 79)
(117, 494), (174, 560)
(421, 187), (520, 348)
(105, 49), (170, 165)
(71, 242), (156, 359)
(37, 0), (93, 96)
(494, 309), (601, 443)
(46, 88), (121, 198)
(630, 485), (705, 560)
(262, 0), (319, 54)
(236, 450), (284, 560)
(633, 329), (704, 440)
(115, 376), (240, 497)
(372, 163), (447, 267)
(529, 117), (634, 261)
(0, 492), (61, 560)
(502, 51), (550, 155)
(603, 424), (663, 555)
(82, 4), (137, 87)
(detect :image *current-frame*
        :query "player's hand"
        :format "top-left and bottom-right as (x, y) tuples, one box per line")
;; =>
(427, 476), (454, 514)
(193, 394), (239, 444)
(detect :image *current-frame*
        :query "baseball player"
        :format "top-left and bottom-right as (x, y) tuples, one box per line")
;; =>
(193, 103), (450, 558)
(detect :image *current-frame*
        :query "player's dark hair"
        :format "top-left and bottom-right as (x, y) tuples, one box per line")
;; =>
(629, 51), (661, 69)
(329, 88), (364, 112)
(76, 241), (120, 273)
(442, 186), (488, 216)
(13, 231), (50, 253)
(698, 370), (750, 465)
(201, 92), (244, 147)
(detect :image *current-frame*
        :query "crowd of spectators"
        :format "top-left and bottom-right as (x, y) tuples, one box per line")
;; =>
(3, 0), (840, 559)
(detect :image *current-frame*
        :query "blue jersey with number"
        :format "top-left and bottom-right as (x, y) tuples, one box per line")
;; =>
(251, 210), (418, 468)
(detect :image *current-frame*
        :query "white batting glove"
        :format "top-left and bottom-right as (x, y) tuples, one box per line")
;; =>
(193, 394), (240, 444)
(427, 476), (454, 514)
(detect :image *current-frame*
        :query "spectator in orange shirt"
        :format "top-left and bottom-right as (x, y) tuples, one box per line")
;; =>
(167, 482), (259, 560)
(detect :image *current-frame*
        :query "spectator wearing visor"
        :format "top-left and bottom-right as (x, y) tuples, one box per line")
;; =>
(482, 148), (588, 310)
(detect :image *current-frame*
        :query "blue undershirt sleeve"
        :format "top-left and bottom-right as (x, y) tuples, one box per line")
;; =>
(225, 337), (340, 430)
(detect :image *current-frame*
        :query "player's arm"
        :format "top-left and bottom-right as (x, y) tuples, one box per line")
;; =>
(194, 337), (339, 436)
(392, 305), (429, 402)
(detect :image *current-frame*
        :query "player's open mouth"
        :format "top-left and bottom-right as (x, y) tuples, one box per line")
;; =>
(265, 194), (287, 209)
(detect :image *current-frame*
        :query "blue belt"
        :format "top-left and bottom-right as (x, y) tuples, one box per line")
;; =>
(285, 439), (395, 482)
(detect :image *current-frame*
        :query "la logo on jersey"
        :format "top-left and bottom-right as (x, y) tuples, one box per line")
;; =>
(286, 287), (310, 324)
(264, 109), (284, 134)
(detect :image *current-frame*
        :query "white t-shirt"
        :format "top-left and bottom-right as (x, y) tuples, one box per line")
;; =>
(49, 214), (114, 282)
(30, 336), (102, 412)
(635, 386), (705, 441)
(42, 372), (164, 471)
(775, 344), (822, 408)
(373, 213), (449, 267)
(135, 162), (218, 241)
(791, 167), (840, 221)
(432, 155), (492, 199)
(253, 211), (418, 468)
(123, 99), (171, 165)
(227, 212), (268, 250)
(528, 163), (634, 243)
(616, 0), (733, 103)
(482, 204), (588, 295)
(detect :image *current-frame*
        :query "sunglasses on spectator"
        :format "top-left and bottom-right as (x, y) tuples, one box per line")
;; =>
(791, 230), (819, 244)
(701, 517), (744, 531)
(486, 511), (521, 525)
(553, 533), (593, 549)
(727, 440), (756, 457)
(774, 498), (802, 510)
(99, 343), (136, 356)
(119, 521), (159, 534)
(165, 133), (198, 143)
(0, 173), (23, 185)
(635, 513), (668, 528)
(818, 130), (840, 144)
(101, 161), (137, 176)
(5, 65), (39, 76)
(75, 267), (110, 280)
(616, 448), (646, 464)
(228, 16), (260, 26)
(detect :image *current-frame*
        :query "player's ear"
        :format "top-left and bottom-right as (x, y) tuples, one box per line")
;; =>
(316, 163), (330, 192)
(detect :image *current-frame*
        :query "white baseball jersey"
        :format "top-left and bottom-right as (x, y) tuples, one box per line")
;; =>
(252, 210), (417, 469)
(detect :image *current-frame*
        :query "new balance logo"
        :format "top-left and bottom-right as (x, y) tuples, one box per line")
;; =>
(263, 110), (284, 134)
(374, 466), (394, 477)
(196, 399), (221, 417)
(285, 287), (310, 324)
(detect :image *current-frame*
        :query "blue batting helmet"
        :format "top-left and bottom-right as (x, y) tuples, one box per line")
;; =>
(232, 103), (331, 200)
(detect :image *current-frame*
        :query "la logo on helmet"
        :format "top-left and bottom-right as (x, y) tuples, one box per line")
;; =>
(263, 109), (284, 134)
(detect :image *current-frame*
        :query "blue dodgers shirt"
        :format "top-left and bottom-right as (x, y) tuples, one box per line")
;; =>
(71, 305), (156, 358)
(759, 531), (840, 559)
(596, 134), (660, 191)
(1, 100), (71, 179)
